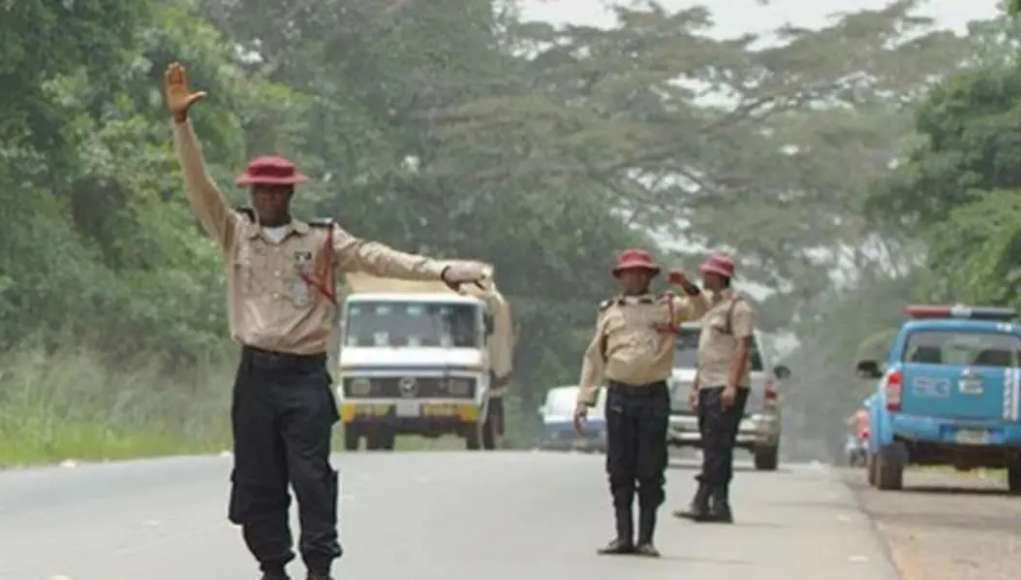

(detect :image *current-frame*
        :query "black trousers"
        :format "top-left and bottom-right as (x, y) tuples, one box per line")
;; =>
(605, 382), (670, 521)
(229, 347), (342, 574)
(697, 386), (750, 488)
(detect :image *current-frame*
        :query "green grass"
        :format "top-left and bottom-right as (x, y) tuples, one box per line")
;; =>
(0, 345), (233, 468)
(0, 345), (542, 467)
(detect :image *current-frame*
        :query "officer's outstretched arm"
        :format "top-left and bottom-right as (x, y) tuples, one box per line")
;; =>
(674, 290), (710, 324)
(332, 227), (447, 280)
(166, 63), (237, 252)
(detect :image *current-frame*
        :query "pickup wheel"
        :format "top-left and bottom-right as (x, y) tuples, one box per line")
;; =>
(1009, 460), (1021, 495)
(343, 424), (361, 452)
(875, 443), (905, 491)
(754, 445), (779, 471)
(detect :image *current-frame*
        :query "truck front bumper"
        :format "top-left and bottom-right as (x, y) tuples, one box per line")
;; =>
(340, 401), (481, 431)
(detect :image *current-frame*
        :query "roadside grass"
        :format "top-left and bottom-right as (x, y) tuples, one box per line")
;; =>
(1, 345), (539, 467)
(0, 345), (234, 468)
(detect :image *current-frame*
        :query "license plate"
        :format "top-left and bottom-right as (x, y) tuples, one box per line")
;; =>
(955, 429), (990, 445)
(422, 404), (458, 417)
(959, 378), (984, 395)
(396, 401), (420, 418)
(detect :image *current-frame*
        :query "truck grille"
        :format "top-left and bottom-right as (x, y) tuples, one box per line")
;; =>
(343, 377), (476, 399)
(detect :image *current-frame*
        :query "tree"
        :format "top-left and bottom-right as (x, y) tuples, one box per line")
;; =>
(868, 58), (1021, 312)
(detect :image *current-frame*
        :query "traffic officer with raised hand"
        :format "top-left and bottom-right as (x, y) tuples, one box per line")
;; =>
(164, 62), (486, 580)
(574, 249), (709, 557)
(674, 254), (756, 524)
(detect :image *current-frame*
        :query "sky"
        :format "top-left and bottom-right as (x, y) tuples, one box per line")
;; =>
(518, 0), (1003, 37)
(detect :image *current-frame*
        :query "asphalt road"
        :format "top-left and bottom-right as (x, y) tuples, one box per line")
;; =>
(0, 452), (899, 580)
(846, 467), (1021, 580)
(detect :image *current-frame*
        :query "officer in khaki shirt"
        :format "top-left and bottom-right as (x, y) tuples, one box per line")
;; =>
(674, 254), (756, 524)
(164, 63), (485, 580)
(573, 249), (709, 558)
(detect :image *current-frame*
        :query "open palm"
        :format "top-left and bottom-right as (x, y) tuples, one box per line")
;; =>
(164, 62), (206, 120)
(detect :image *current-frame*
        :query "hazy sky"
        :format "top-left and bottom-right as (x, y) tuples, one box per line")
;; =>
(519, 0), (1003, 37)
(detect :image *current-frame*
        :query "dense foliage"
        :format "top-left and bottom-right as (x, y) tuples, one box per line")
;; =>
(1, 0), (1016, 459)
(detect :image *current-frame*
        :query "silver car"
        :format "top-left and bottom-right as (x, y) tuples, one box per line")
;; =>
(666, 323), (790, 471)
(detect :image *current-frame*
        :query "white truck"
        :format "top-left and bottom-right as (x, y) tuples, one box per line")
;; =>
(335, 264), (513, 451)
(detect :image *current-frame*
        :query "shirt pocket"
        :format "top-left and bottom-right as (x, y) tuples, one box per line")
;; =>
(233, 248), (256, 295)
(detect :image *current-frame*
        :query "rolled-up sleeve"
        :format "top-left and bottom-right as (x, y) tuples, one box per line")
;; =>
(577, 315), (608, 407)
(731, 301), (757, 339)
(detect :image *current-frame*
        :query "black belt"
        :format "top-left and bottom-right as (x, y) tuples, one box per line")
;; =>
(242, 345), (327, 369)
(608, 380), (668, 397)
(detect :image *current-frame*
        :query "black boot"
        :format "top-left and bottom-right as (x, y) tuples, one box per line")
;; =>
(673, 482), (711, 520)
(260, 562), (289, 580)
(698, 485), (734, 524)
(635, 508), (660, 558)
(597, 508), (635, 555)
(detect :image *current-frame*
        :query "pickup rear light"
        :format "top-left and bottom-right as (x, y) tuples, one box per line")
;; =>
(884, 370), (903, 412)
(764, 379), (779, 408)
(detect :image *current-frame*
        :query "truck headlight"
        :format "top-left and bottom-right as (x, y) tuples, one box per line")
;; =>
(447, 378), (473, 397)
(350, 378), (372, 396)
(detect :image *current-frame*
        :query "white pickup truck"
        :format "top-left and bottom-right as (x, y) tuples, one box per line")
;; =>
(336, 266), (513, 451)
(666, 322), (790, 470)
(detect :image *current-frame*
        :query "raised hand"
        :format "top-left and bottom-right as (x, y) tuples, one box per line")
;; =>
(164, 62), (207, 123)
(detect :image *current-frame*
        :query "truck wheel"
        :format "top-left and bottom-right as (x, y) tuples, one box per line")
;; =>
(343, 424), (361, 452)
(367, 427), (396, 451)
(482, 417), (497, 450)
(876, 443), (905, 491)
(381, 429), (396, 451)
(754, 445), (779, 471)
(1009, 460), (1021, 495)
(465, 422), (482, 450)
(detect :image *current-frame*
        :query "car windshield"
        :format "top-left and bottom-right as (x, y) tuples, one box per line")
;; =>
(674, 327), (764, 371)
(345, 301), (480, 348)
(903, 330), (1021, 367)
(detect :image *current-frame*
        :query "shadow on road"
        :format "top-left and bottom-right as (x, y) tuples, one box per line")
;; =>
(891, 485), (1014, 497)
(666, 461), (791, 475)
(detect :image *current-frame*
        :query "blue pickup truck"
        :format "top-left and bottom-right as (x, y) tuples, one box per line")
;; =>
(857, 305), (1021, 493)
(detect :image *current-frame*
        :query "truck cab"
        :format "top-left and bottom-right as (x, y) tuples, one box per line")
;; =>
(858, 305), (1021, 492)
(336, 269), (513, 451)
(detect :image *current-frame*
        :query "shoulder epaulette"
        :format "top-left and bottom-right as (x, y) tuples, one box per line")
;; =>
(308, 218), (335, 228)
(235, 206), (256, 222)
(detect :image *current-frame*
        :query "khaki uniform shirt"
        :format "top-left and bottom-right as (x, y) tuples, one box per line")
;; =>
(173, 121), (446, 355)
(697, 290), (757, 389)
(578, 292), (710, 405)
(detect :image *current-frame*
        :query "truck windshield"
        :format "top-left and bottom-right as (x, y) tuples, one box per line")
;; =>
(903, 330), (1021, 367)
(674, 327), (764, 371)
(345, 301), (480, 348)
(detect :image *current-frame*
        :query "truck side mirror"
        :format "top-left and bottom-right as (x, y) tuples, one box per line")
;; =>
(773, 365), (791, 380)
(856, 360), (883, 379)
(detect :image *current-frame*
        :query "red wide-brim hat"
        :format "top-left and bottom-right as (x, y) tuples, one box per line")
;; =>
(236, 155), (309, 186)
(699, 254), (736, 279)
(613, 249), (661, 277)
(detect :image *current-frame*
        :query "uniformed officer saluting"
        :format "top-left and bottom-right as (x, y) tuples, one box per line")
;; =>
(164, 63), (486, 580)
(574, 249), (709, 557)
(674, 254), (757, 524)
